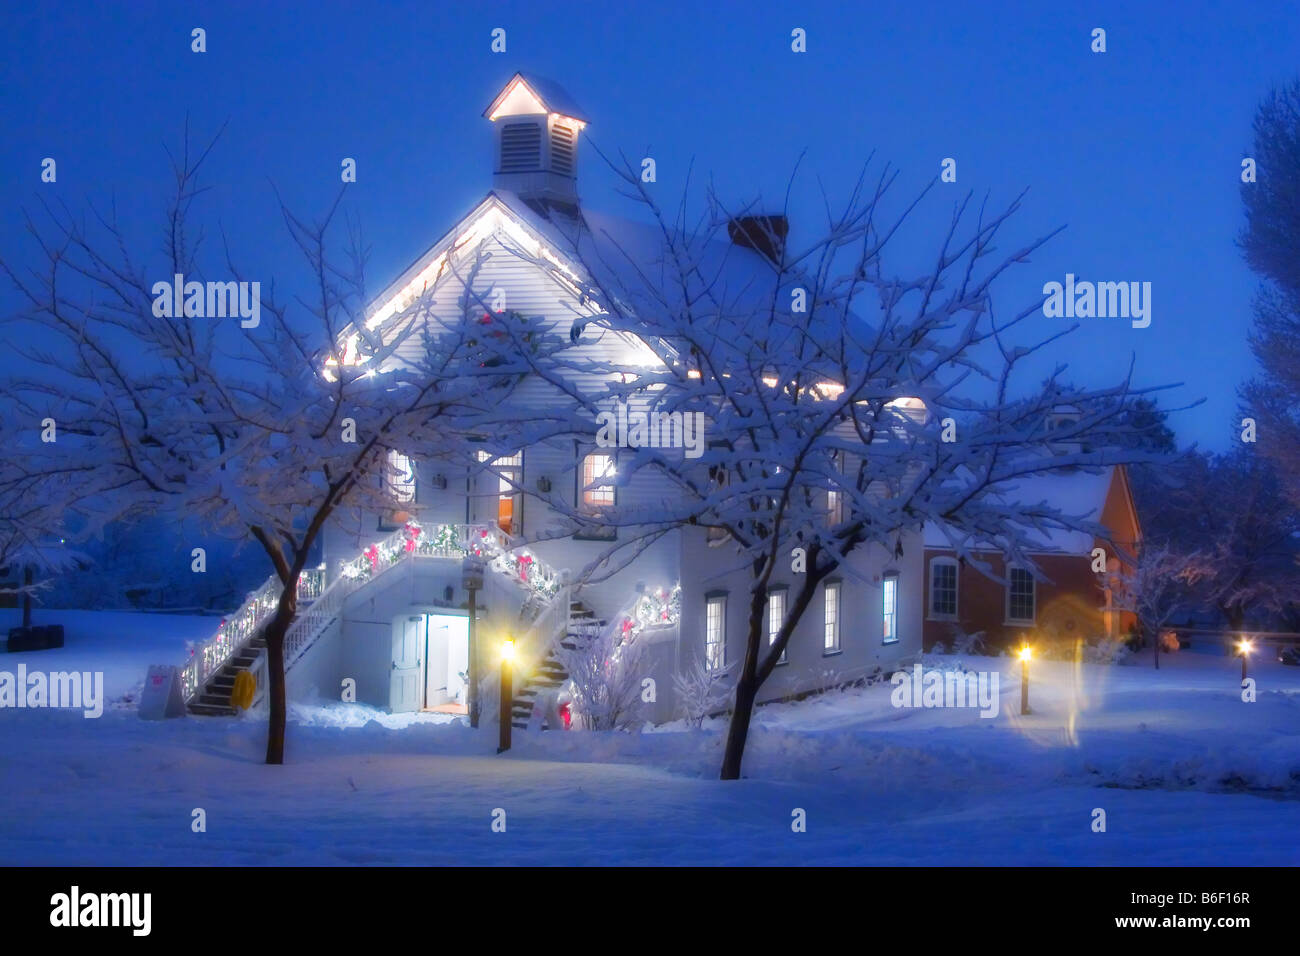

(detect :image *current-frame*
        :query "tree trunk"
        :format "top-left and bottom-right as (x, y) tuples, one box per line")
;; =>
(21, 566), (32, 629)
(1153, 626), (1159, 670)
(720, 675), (757, 780)
(262, 591), (297, 765)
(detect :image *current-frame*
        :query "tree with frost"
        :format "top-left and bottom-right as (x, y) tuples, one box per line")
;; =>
(556, 617), (649, 731)
(1110, 541), (1213, 669)
(504, 159), (1167, 779)
(0, 133), (539, 763)
(1240, 77), (1300, 509)
(1139, 448), (1300, 631)
(672, 657), (736, 729)
(0, 428), (85, 619)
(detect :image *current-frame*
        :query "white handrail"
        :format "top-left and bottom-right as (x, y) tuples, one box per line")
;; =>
(179, 568), (325, 701)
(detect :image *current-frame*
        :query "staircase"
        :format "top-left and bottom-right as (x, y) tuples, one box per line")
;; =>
(166, 521), (567, 719)
(510, 599), (605, 730)
(187, 632), (269, 716)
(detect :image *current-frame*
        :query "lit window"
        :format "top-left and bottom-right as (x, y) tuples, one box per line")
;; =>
(824, 582), (841, 653)
(882, 574), (899, 644)
(1007, 567), (1035, 624)
(929, 559), (958, 619)
(580, 453), (615, 509)
(494, 451), (522, 535)
(706, 594), (727, 670)
(768, 588), (787, 664)
(387, 450), (416, 504)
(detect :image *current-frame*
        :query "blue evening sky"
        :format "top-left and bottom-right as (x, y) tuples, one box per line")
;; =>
(3, 0), (1298, 451)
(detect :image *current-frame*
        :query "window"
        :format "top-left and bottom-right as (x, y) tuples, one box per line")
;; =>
(827, 452), (843, 526)
(929, 559), (958, 620)
(823, 582), (841, 654)
(380, 449), (418, 529)
(387, 450), (416, 504)
(494, 451), (522, 535)
(1007, 566), (1035, 624)
(477, 450), (523, 535)
(579, 452), (615, 509)
(882, 574), (899, 644)
(767, 588), (788, 664)
(706, 594), (727, 670)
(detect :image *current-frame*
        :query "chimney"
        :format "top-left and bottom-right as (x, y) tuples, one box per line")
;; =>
(727, 214), (788, 265)
(484, 73), (588, 211)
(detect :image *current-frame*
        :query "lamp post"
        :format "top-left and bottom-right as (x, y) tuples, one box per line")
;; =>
(1238, 638), (1253, 683)
(498, 638), (515, 754)
(462, 556), (484, 728)
(1019, 645), (1033, 715)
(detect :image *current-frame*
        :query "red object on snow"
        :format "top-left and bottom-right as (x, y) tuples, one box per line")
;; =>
(558, 701), (572, 730)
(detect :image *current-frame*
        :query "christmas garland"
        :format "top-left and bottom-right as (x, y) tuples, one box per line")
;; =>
(619, 584), (682, 640)
(342, 520), (561, 600)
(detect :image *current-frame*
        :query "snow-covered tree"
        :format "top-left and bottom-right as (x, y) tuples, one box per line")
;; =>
(672, 657), (736, 729)
(1110, 542), (1213, 669)
(557, 618), (649, 731)
(1139, 448), (1300, 631)
(1240, 77), (1300, 510)
(0, 427), (85, 620)
(502, 159), (1167, 778)
(0, 133), (537, 763)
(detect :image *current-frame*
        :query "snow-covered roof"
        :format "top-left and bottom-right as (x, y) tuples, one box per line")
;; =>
(483, 72), (589, 123)
(349, 186), (875, 399)
(501, 193), (787, 311)
(924, 466), (1118, 554)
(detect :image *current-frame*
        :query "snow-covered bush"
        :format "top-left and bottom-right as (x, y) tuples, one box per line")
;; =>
(799, 664), (844, 698)
(1083, 637), (1133, 666)
(672, 658), (736, 728)
(558, 623), (648, 731)
(1031, 635), (1133, 665)
(477, 669), (501, 729)
(949, 628), (987, 656)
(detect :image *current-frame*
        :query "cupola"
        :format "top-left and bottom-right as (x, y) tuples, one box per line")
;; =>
(484, 73), (588, 209)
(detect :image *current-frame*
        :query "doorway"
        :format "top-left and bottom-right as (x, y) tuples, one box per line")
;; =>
(423, 613), (469, 714)
(390, 613), (471, 714)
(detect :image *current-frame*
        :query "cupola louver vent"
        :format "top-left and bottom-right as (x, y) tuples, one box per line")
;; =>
(500, 122), (542, 173)
(550, 124), (575, 178)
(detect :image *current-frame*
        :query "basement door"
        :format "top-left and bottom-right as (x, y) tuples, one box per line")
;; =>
(390, 616), (423, 713)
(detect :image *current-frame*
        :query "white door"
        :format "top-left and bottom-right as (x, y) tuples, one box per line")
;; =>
(425, 621), (449, 706)
(390, 617), (423, 713)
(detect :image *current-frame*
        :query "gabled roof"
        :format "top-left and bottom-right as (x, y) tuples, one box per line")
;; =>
(346, 185), (873, 401)
(923, 465), (1124, 555)
(351, 188), (791, 347)
(483, 72), (589, 123)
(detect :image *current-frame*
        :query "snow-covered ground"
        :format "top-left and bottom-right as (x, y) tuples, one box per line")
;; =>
(1, 609), (1298, 865)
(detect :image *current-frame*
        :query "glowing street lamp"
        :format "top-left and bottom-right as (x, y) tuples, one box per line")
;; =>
(498, 638), (515, 754)
(1237, 638), (1253, 683)
(1019, 645), (1033, 715)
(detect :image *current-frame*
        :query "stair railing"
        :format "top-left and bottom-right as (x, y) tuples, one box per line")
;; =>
(503, 576), (572, 730)
(179, 567), (325, 702)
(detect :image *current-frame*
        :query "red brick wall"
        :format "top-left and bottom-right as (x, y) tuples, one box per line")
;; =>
(922, 551), (1113, 651)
